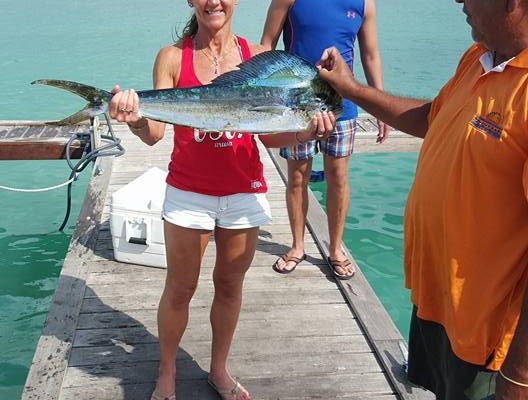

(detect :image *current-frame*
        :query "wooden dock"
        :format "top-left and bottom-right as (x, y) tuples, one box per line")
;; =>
(0, 121), (92, 160)
(19, 117), (431, 399)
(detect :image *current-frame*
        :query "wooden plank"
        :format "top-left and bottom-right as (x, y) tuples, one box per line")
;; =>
(83, 275), (338, 295)
(0, 141), (84, 160)
(58, 375), (397, 400)
(21, 156), (114, 400)
(92, 239), (323, 260)
(85, 265), (329, 284)
(79, 288), (349, 314)
(62, 353), (384, 387)
(68, 335), (373, 367)
(74, 306), (362, 346)
(72, 315), (361, 342)
(84, 255), (329, 274)
(0, 123), (90, 160)
(77, 303), (355, 328)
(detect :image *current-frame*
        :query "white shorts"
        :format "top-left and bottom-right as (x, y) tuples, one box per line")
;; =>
(162, 186), (272, 230)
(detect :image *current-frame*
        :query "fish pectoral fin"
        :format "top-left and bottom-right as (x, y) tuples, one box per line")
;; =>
(248, 105), (289, 115)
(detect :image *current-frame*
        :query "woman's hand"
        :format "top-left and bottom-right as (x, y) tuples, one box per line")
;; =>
(108, 85), (142, 124)
(296, 111), (336, 143)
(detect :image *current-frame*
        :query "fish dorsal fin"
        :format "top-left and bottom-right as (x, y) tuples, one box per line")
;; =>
(211, 50), (316, 88)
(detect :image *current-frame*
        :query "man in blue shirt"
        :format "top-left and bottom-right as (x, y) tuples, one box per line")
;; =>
(261, 0), (388, 278)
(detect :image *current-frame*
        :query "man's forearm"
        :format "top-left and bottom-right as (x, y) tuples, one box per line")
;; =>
(341, 82), (431, 138)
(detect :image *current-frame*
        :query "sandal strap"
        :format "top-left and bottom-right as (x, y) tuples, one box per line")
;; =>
(208, 377), (241, 399)
(227, 380), (241, 398)
(282, 254), (305, 263)
(328, 258), (351, 267)
(150, 390), (176, 400)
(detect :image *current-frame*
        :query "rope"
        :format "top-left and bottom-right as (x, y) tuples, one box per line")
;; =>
(1, 114), (125, 231)
(0, 176), (76, 192)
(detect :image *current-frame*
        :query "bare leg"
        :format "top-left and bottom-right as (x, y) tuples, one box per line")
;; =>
(274, 158), (312, 272)
(208, 226), (258, 400)
(324, 154), (355, 277)
(153, 222), (211, 397)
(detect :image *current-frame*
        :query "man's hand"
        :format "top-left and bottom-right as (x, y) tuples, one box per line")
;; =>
(316, 47), (359, 97)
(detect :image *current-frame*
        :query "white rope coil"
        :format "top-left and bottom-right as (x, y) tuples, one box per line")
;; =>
(0, 176), (76, 192)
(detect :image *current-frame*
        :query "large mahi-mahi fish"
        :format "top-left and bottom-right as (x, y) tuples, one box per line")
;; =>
(32, 50), (342, 133)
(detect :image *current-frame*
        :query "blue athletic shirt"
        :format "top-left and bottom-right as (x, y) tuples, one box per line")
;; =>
(283, 0), (365, 120)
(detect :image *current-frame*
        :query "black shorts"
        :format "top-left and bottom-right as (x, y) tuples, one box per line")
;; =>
(407, 306), (497, 400)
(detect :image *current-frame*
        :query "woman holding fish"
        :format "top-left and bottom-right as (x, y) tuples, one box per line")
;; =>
(108, 1), (335, 399)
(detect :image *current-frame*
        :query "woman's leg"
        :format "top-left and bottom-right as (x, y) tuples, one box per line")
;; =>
(208, 226), (259, 399)
(153, 221), (212, 397)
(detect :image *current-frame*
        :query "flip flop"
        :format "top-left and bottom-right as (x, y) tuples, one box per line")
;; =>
(272, 253), (306, 274)
(208, 376), (244, 399)
(150, 389), (175, 400)
(328, 256), (355, 280)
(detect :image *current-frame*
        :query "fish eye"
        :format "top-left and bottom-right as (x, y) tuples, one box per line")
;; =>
(321, 105), (328, 112)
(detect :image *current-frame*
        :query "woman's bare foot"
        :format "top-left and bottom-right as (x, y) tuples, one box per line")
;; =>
(207, 372), (251, 400)
(151, 368), (176, 400)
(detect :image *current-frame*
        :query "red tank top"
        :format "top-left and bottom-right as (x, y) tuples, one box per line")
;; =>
(166, 35), (267, 196)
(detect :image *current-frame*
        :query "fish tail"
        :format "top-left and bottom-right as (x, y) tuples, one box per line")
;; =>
(31, 79), (112, 125)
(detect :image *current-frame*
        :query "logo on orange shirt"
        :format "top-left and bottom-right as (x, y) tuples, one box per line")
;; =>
(469, 113), (503, 140)
(486, 112), (501, 124)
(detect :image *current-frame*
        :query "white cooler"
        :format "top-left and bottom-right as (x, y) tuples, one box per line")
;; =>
(110, 167), (167, 268)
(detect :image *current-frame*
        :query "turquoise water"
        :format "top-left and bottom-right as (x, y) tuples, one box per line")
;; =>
(0, 162), (89, 399)
(311, 153), (418, 339)
(0, 0), (471, 398)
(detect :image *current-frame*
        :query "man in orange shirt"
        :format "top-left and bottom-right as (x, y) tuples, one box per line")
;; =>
(317, 0), (528, 399)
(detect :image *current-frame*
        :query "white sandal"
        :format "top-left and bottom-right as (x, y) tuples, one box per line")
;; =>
(150, 389), (176, 400)
(208, 376), (244, 399)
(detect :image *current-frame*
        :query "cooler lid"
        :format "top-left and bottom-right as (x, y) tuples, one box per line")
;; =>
(111, 167), (167, 214)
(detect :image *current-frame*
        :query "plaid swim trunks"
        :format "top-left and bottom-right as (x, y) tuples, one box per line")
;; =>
(279, 118), (357, 161)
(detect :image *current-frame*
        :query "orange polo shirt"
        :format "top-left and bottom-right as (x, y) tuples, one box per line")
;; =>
(404, 43), (528, 370)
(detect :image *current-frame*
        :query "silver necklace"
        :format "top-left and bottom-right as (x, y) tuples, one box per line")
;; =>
(193, 35), (242, 75)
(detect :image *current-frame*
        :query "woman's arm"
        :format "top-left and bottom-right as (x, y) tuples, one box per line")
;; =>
(109, 44), (181, 146)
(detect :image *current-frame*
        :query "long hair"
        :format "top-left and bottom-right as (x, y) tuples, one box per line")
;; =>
(175, 14), (198, 40)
